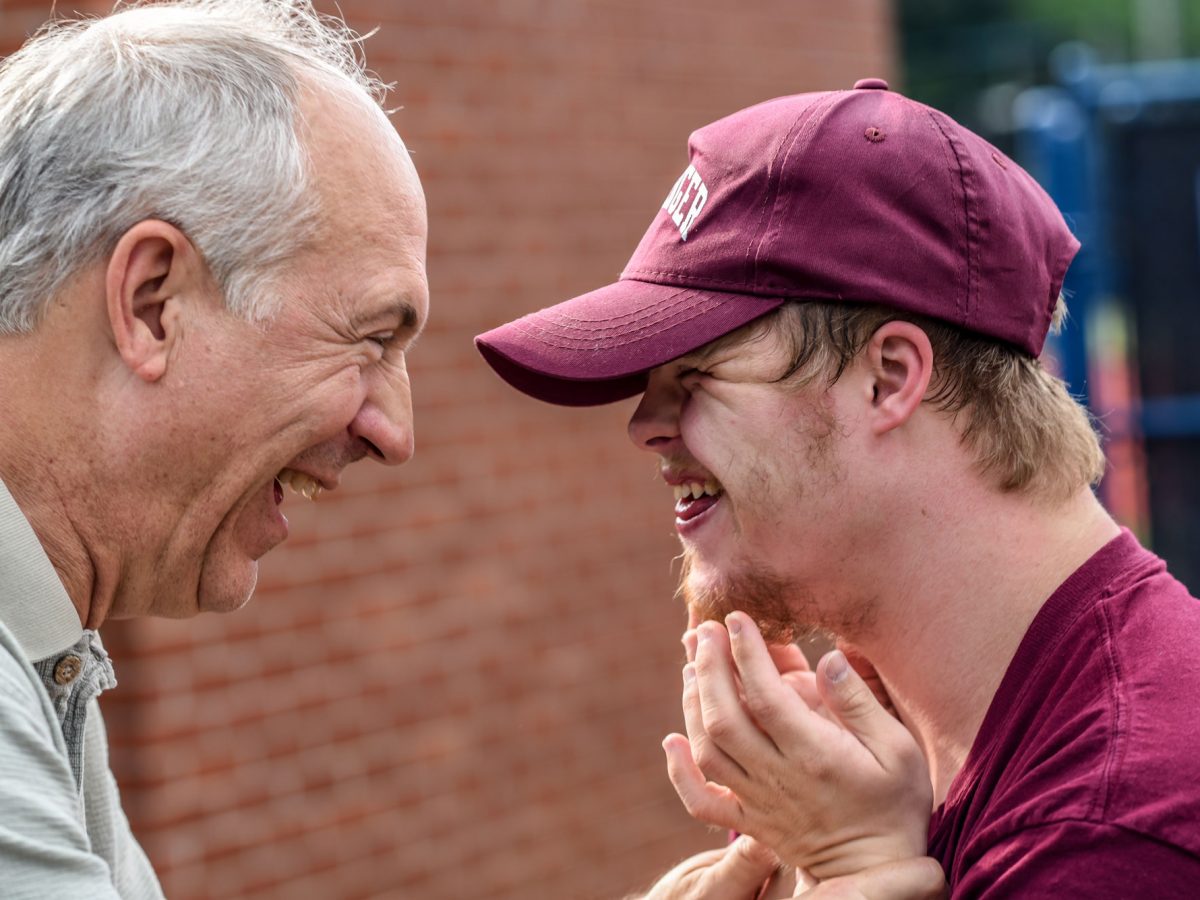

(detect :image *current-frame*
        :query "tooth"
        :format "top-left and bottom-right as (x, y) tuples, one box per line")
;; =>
(689, 483), (701, 500)
(283, 471), (322, 501)
(302, 476), (319, 500)
(674, 485), (685, 502)
(705, 480), (718, 496)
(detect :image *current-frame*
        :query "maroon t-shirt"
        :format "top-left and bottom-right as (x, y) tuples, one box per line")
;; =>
(928, 530), (1200, 896)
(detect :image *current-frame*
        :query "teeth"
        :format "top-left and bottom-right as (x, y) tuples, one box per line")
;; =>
(278, 468), (323, 501)
(672, 480), (723, 502)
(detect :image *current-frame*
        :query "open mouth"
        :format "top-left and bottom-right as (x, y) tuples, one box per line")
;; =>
(673, 478), (724, 522)
(276, 467), (325, 501)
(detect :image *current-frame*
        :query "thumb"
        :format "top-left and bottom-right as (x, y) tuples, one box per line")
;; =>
(816, 649), (909, 762)
(703, 835), (782, 898)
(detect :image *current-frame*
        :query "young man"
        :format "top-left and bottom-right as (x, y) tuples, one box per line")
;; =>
(477, 79), (1200, 896)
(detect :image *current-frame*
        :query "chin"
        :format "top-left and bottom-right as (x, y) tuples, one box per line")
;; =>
(196, 558), (260, 615)
(680, 551), (809, 644)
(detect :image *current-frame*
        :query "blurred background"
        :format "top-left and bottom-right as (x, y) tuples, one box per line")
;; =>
(0, 0), (1196, 897)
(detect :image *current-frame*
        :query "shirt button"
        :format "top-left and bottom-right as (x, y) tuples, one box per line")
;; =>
(853, 77), (890, 91)
(54, 655), (83, 685)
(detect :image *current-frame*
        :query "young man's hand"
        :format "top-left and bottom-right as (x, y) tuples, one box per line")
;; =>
(664, 612), (933, 881)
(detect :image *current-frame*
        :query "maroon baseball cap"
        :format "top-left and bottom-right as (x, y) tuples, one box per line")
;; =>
(476, 78), (1080, 407)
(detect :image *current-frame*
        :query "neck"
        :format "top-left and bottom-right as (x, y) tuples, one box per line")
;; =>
(0, 460), (106, 628)
(842, 486), (1119, 806)
(0, 320), (118, 630)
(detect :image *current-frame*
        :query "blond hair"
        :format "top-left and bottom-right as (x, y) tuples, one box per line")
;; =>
(762, 299), (1106, 501)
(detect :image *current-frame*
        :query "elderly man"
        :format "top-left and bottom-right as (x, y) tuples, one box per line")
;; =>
(0, 1), (426, 895)
(478, 81), (1200, 896)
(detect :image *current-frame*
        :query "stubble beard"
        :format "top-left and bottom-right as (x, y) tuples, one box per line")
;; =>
(678, 547), (879, 645)
(678, 548), (822, 644)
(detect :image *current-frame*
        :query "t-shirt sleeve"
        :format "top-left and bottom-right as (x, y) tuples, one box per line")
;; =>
(955, 819), (1200, 899)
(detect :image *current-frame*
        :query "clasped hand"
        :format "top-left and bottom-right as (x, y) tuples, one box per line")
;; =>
(665, 612), (933, 883)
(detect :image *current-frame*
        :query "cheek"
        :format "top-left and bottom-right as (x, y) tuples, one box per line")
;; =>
(294, 366), (369, 436)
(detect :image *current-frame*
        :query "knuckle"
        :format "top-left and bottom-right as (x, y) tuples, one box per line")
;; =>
(840, 682), (873, 714)
(675, 787), (704, 819)
(692, 740), (723, 774)
(704, 710), (738, 744)
(742, 687), (782, 726)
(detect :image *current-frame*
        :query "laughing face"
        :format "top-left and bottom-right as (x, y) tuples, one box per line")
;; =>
(627, 316), (872, 641)
(101, 83), (429, 620)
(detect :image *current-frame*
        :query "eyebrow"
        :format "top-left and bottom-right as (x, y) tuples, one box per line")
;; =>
(396, 299), (428, 351)
(401, 300), (422, 330)
(355, 298), (422, 332)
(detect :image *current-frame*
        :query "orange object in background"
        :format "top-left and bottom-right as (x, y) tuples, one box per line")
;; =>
(1086, 299), (1151, 540)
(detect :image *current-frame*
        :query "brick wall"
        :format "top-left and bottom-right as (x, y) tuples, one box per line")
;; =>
(0, 2), (896, 897)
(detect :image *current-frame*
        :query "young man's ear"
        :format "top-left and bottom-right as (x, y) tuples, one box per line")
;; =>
(104, 219), (206, 382)
(865, 321), (934, 435)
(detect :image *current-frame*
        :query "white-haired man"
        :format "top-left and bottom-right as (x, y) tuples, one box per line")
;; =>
(478, 80), (1200, 897)
(0, 2), (426, 895)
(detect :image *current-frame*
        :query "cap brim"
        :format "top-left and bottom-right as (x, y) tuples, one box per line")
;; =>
(475, 279), (786, 406)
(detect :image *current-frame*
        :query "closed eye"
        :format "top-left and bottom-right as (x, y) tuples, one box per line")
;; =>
(368, 332), (395, 349)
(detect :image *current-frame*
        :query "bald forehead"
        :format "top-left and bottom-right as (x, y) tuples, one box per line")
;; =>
(298, 76), (424, 222)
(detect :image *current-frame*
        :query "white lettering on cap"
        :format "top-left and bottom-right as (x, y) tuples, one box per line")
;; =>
(660, 163), (708, 241)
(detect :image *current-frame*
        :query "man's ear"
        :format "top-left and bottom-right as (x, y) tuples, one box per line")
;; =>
(864, 321), (934, 436)
(105, 219), (207, 382)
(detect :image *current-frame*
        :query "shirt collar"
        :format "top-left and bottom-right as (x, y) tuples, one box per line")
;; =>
(0, 477), (83, 661)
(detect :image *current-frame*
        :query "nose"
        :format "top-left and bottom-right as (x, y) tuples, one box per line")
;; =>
(349, 363), (415, 466)
(627, 366), (684, 453)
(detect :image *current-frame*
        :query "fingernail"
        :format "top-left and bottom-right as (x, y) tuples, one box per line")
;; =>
(698, 626), (712, 643)
(825, 649), (849, 684)
(726, 614), (741, 637)
(683, 664), (696, 685)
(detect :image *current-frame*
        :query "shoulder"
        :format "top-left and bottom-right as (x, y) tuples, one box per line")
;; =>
(0, 620), (59, 734)
(963, 551), (1200, 857)
(1093, 558), (1200, 851)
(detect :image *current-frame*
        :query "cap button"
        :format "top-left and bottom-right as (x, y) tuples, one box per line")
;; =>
(853, 78), (890, 91)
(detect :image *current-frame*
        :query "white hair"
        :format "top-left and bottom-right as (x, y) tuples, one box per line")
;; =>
(0, 0), (387, 332)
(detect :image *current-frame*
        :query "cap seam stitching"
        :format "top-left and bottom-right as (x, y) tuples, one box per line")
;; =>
(509, 300), (727, 350)
(624, 268), (781, 289)
(747, 92), (843, 289)
(540, 287), (700, 330)
(925, 108), (976, 328)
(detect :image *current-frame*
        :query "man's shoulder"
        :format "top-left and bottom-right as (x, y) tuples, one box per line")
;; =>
(1093, 554), (1200, 852)
(0, 618), (47, 699)
(0, 619), (62, 740)
(966, 550), (1200, 855)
